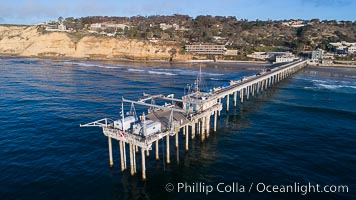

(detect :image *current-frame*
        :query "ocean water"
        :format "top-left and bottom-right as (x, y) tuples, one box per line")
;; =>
(0, 58), (355, 200)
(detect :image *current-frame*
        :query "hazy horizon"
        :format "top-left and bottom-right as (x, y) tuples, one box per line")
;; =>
(0, 0), (355, 25)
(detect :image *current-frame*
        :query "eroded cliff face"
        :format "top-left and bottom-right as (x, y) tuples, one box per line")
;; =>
(0, 25), (191, 61)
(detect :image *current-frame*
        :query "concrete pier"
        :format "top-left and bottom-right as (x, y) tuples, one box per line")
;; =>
(80, 59), (307, 180)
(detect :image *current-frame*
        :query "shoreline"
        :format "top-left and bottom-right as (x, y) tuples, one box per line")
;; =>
(0, 54), (267, 66)
(309, 63), (356, 68)
(2, 54), (356, 69)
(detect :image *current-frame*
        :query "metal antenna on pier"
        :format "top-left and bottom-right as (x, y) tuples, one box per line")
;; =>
(168, 109), (174, 131)
(121, 97), (125, 130)
(142, 112), (146, 136)
(194, 65), (202, 92)
(129, 102), (138, 121)
(150, 99), (156, 113)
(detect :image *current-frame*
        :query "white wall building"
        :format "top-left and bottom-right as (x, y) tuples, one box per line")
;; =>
(275, 55), (295, 63)
(348, 46), (356, 54)
(247, 52), (270, 60)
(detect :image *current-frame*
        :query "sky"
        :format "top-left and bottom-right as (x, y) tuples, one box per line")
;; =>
(0, 0), (355, 24)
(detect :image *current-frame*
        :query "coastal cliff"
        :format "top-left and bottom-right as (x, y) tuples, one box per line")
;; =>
(0, 25), (192, 61)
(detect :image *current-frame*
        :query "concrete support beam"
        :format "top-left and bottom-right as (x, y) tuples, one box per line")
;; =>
(214, 111), (217, 132)
(132, 145), (136, 174)
(141, 148), (146, 181)
(123, 142), (126, 169)
(233, 92), (237, 107)
(226, 94), (229, 112)
(175, 131), (178, 148)
(155, 140), (159, 160)
(185, 126), (189, 152)
(129, 144), (134, 175)
(108, 137), (113, 168)
(201, 117), (205, 142)
(166, 135), (170, 164)
(206, 115), (210, 137)
(119, 141), (125, 171)
(217, 99), (221, 117)
(192, 123), (195, 139)
(197, 121), (200, 136)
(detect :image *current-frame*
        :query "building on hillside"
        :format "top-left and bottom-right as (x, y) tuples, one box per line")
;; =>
(247, 52), (270, 60)
(224, 50), (238, 56)
(90, 23), (130, 31)
(45, 24), (58, 31)
(185, 44), (226, 55)
(247, 52), (294, 62)
(348, 46), (356, 54)
(159, 23), (181, 31)
(275, 55), (295, 63)
(45, 23), (66, 32)
(281, 20), (305, 27)
(58, 24), (66, 31)
(329, 41), (356, 55)
(311, 49), (324, 62)
(90, 23), (102, 29)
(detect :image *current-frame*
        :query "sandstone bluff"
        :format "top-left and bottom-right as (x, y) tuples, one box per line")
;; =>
(0, 25), (191, 61)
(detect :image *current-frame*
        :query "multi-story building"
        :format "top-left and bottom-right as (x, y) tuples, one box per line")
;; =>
(185, 44), (226, 55)
(275, 55), (295, 63)
(348, 46), (356, 54)
(329, 41), (356, 55)
(312, 49), (324, 62)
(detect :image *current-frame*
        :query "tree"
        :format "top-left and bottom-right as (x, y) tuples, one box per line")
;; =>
(168, 48), (177, 62)
(58, 16), (63, 23)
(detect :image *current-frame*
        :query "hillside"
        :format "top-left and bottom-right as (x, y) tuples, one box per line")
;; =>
(0, 25), (191, 61)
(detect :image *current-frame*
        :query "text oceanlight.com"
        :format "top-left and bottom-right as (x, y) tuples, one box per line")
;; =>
(165, 182), (349, 195)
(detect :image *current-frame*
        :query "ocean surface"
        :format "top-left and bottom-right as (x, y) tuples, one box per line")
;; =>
(0, 58), (355, 200)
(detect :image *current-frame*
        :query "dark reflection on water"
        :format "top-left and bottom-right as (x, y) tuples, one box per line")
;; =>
(0, 58), (355, 200)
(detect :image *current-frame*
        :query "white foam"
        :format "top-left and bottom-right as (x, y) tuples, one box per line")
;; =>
(311, 79), (327, 84)
(149, 68), (224, 76)
(204, 72), (224, 76)
(318, 84), (340, 90)
(147, 70), (177, 76)
(63, 61), (120, 69)
(210, 78), (224, 81)
(128, 68), (145, 72)
(318, 84), (356, 90)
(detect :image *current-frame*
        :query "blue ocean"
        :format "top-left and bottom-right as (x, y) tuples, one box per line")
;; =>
(0, 58), (355, 199)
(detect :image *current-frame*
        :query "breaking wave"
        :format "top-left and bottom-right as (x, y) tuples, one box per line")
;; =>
(147, 70), (177, 76)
